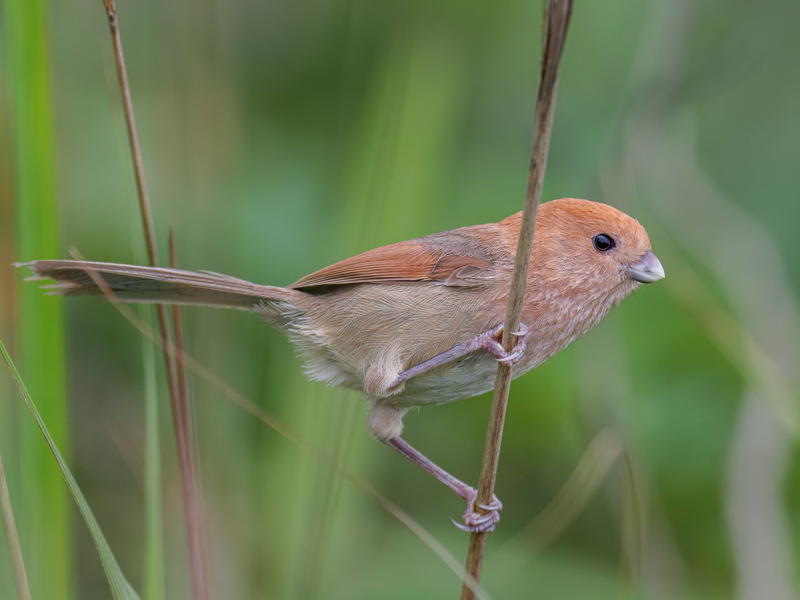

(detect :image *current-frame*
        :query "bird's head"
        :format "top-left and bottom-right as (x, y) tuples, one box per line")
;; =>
(529, 198), (664, 310)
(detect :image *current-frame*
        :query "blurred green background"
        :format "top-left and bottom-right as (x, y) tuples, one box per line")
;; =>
(2, 0), (799, 598)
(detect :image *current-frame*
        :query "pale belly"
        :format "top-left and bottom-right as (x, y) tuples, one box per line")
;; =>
(279, 278), (621, 409)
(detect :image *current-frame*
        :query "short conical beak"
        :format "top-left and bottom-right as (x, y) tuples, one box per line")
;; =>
(628, 250), (665, 283)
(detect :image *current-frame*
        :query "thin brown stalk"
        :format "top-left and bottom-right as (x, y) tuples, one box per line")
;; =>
(100, 2), (209, 598)
(168, 231), (190, 422)
(461, 1), (573, 598)
(0, 451), (32, 600)
(169, 230), (211, 596)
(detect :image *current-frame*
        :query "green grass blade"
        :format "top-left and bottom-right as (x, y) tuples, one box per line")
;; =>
(0, 337), (141, 600)
(0, 450), (31, 600)
(4, 0), (71, 596)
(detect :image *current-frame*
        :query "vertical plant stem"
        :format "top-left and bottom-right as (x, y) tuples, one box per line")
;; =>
(460, 2), (573, 598)
(102, 0), (157, 264)
(101, 2), (209, 598)
(168, 231), (190, 420)
(5, 0), (71, 596)
(169, 230), (211, 595)
(0, 450), (31, 600)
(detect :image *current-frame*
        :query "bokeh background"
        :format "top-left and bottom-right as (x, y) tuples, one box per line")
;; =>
(1, 0), (799, 598)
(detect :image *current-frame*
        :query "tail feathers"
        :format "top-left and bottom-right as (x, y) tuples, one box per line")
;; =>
(18, 260), (301, 315)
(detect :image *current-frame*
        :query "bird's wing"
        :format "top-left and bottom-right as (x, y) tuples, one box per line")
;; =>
(289, 237), (497, 290)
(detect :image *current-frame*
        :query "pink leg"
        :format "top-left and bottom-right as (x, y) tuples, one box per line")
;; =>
(392, 323), (528, 388)
(385, 437), (502, 533)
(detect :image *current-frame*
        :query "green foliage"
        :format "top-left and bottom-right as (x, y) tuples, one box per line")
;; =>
(4, 0), (71, 596)
(2, 0), (799, 597)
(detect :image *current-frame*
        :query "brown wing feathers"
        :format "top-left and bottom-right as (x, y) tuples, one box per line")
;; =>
(290, 239), (494, 290)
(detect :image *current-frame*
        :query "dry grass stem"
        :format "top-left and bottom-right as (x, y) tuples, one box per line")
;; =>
(0, 451), (32, 600)
(169, 230), (211, 596)
(100, 2), (209, 598)
(461, 1), (573, 597)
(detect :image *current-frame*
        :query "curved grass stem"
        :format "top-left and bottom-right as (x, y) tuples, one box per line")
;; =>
(460, 2), (574, 597)
(100, 3), (209, 598)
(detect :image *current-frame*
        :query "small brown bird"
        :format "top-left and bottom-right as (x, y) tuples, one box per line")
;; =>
(20, 198), (664, 531)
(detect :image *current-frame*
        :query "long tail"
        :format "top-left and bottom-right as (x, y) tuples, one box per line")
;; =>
(18, 260), (302, 318)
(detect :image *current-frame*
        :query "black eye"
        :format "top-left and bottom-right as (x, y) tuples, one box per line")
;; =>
(592, 233), (616, 252)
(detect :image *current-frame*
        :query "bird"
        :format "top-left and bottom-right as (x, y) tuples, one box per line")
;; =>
(19, 197), (664, 532)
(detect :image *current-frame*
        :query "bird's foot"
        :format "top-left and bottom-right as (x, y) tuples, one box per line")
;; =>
(482, 323), (528, 366)
(451, 490), (503, 533)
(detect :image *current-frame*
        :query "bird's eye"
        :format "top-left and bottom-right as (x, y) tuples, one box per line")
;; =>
(592, 233), (616, 252)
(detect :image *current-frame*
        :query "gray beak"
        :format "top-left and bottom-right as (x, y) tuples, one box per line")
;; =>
(628, 250), (665, 283)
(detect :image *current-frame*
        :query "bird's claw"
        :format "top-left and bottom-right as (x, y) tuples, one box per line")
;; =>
(510, 323), (529, 337)
(451, 491), (503, 533)
(496, 348), (524, 364)
(484, 323), (528, 366)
